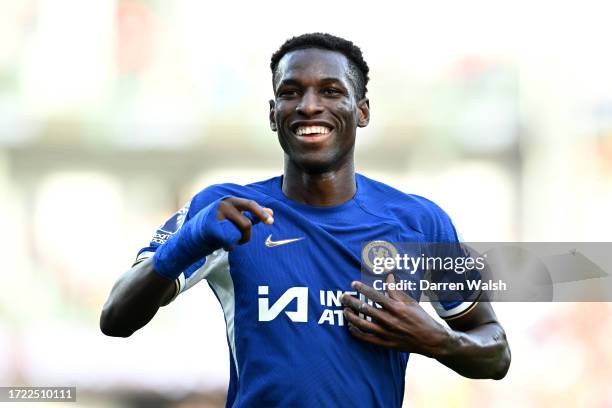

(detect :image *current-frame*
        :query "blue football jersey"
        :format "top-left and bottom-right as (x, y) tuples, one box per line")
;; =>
(136, 174), (480, 407)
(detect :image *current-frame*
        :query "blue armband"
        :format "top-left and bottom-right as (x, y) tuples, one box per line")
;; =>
(152, 197), (252, 280)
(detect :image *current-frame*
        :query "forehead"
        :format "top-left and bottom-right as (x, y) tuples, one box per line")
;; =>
(275, 48), (352, 86)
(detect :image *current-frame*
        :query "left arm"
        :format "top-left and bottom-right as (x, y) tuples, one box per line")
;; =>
(433, 299), (510, 379)
(341, 274), (511, 380)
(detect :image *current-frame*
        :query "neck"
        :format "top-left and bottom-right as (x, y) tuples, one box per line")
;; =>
(282, 157), (356, 207)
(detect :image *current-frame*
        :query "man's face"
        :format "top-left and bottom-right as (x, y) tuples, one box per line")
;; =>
(269, 48), (369, 173)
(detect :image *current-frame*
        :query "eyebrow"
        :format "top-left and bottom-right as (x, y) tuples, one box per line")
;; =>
(276, 77), (348, 88)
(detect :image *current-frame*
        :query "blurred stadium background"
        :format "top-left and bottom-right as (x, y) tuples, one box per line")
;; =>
(1, 0), (612, 407)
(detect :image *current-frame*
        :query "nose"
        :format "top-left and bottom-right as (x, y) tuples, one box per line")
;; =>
(296, 89), (324, 117)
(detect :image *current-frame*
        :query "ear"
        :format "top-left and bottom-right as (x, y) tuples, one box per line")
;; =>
(269, 99), (277, 132)
(357, 98), (370, 128)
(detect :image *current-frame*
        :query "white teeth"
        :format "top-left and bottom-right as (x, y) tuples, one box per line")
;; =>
(295, 126), (331, 136)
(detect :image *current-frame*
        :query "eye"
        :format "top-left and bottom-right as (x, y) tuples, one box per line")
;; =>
(322, 88), (342, 96)
(278, 89), (299, 98)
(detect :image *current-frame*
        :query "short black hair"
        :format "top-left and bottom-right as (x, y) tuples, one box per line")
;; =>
(270, 33), (369, 99)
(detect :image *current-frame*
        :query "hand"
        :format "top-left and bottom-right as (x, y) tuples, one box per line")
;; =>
(153, 196), (273, 280)
(217, 197), (274, 244)
(341, 273), (451, 358)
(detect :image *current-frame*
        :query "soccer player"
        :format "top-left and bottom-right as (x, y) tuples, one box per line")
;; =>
(100, 33), (511, 407)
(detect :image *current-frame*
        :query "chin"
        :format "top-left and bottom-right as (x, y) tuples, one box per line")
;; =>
(291, 152), (350, 174)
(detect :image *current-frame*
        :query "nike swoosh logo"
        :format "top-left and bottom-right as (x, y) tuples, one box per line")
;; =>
(265, 234), (304, 248)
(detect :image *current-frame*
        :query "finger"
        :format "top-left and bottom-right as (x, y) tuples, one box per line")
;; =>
(347, 323), (397, 349)
(340, 293), (395, 327)
(220, 204), (253, 244)
(340, 292), (369, 311)
(227, 197), (274, 225)
(343, 308), (394, 339)
(386, 273), (417, 303)
(350, 281), (393, 309)
(263, 207), (274, 219)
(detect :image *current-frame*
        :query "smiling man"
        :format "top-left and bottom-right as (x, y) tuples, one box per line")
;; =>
(100, 33), (510, 407)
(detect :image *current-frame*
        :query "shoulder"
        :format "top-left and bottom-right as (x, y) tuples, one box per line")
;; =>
(356, 173), (458, 241)
(189, 176), (281, 213)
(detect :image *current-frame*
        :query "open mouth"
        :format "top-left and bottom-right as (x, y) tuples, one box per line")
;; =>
(292, 125), (334, 143)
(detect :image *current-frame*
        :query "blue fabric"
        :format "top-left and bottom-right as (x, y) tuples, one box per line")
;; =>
(152, 196), (256, 280)
(138, 174), (470, 407)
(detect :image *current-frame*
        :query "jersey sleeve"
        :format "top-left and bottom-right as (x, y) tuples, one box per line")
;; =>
(414, 199), (483, 320)
(134, 199), (227, 302)
(427, 243), (483, 320)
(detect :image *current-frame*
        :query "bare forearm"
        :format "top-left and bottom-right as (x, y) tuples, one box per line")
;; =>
(436, 322), (511, 380)
(100, 258), (176, 337)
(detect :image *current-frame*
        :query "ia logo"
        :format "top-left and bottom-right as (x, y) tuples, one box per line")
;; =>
(258, 286), (308, 322)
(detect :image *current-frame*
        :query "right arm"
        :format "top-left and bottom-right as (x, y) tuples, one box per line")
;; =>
(100, 258), (177, 337)
(99, 197), (273, 338)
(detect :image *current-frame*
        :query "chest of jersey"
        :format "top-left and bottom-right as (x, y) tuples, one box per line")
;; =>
(226, 201), (403, 328)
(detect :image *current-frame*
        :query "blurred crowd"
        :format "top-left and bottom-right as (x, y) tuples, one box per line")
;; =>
(1, 1), (611, 406)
